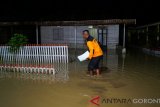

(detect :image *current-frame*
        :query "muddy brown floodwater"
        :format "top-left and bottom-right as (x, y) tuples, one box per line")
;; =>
(0, 49), (160, 107)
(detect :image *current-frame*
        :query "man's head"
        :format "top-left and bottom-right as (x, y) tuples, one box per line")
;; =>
(82, 30), (90, 39)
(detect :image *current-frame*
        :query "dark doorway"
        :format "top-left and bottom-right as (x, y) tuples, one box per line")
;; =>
(98, 28), (107, 51)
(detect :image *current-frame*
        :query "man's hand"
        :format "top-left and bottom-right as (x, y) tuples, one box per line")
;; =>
(86, 58), (90, 61)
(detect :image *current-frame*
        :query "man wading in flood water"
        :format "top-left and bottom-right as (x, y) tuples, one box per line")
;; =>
(82, 30), (103, 76)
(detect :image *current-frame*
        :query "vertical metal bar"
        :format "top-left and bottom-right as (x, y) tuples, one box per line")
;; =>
(51, 45), (53, 63)
(48, 45), (50, 64)
(146, 26), (148, 43)
(64, 46), (66, 63)
(45, 45), (48, 63)
(27, 45), (29, 63)
(74, 26), (77, 55)
(33, 45), (35, 65)
(62, 46), (64, 63)
(60, 46), (62, 63)
(20, 47), (22, 65)
(25, 45), (27, 67)
(123, 24), (126, 48)
(48, 45), (50, 63)
(122, 24), (126, 54)
(66, 46), (68, 63)
(56, 46), (58, 63)
(40, 45), (42, 64)
(45, 45), (47, 63)
(53, 46), (55, 63)
(36, 25), (39, 44)
(41, 45), (44, 62)
(36, 45), (38, 65)
(102, 28), (103, 46)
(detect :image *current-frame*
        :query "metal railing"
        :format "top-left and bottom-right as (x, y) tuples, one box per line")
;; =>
(0, 44), (68, 74)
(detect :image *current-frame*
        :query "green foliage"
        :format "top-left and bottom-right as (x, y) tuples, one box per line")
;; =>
(8, 33), (28, 53)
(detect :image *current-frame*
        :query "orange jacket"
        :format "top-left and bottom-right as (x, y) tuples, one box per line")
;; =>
(87, 37), (103, 59)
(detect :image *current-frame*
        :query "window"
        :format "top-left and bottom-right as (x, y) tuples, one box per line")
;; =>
(53, 28), (64, 40)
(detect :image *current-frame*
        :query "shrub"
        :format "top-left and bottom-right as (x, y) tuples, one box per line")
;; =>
(8, 33), (28, 53)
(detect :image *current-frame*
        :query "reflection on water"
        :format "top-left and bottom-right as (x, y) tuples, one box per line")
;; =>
(0, 63), (69, 83)
(0, 49), (160, 107)
(106, 50), (118, 71)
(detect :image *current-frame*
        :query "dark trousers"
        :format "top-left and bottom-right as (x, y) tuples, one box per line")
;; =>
(88, 55), (103, 71)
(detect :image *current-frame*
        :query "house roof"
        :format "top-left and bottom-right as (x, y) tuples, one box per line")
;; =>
(0, 19), (136, 26)
(136, 21), (160, 29)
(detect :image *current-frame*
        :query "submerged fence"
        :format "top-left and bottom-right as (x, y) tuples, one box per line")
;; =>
(0, 44), (68, 74)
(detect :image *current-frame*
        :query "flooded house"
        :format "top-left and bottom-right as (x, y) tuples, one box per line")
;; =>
(0, 19), (136, 50)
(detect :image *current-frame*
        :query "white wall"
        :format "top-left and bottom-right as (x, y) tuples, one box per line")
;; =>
(40, 26), (88, 48)
(40, 25), (119, 49)
(107, 25), (119, 49)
